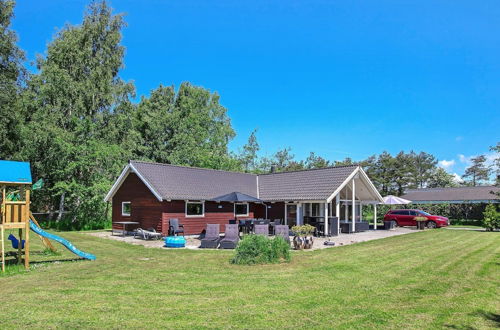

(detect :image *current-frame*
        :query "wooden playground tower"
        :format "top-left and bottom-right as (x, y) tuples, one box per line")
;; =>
(0, 177), (31, 272)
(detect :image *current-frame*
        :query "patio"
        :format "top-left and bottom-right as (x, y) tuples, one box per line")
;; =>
(88, 227), (415, 251)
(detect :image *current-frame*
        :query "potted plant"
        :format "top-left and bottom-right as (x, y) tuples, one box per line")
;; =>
(291, 224), (315, 250)
(414, 216), (427, 230)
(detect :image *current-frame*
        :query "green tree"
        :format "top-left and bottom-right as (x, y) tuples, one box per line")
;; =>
(428, 167), (457, 188)
(482, 204), (500, 231)
(0, 0), (25, 159)
(375, 152), (397, 195)
(239, 129), (260, 172)
(462, 155), (491, 186)
(490, 142), (500, 186)
(411, 151), (437, 188)
(134, 85), (176, 163)
(305, 152), (330, 169)
(334, 157), (355, 166)
(135, 82), (237, 170)
(392, 151), (415, 195)
(20, 1), (134, 227)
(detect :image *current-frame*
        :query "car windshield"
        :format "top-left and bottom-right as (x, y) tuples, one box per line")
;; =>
(419, 211), (431, 216)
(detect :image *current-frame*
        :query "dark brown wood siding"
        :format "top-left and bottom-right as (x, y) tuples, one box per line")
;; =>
(112, 173), (164, 232)
(112, 174), (286, 235)
(161, 201), (263, 235)
(265, 202), (285, 222)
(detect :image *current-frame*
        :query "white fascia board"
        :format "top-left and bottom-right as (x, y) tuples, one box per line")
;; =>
(129, 163), (163, 202)
(104, 164), (131, 202)
(358, 167), (385, 203)
(104, 163), (164, 202)
(326, 167), (360, 203)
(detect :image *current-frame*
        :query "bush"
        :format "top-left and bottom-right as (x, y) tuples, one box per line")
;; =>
(449, 219), (483, 226)
(231, 235), (291, 265)
(482, 204), (500, 231)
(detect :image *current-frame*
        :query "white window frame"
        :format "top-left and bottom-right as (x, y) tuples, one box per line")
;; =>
(185, 201), (205, 218)
(234, 202), (249, 217)
(121, 201), (131, 216)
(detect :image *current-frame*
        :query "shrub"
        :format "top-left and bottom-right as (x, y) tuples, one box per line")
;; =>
(291, 224), (315, 236)
(482, 204), (500, 231)
(269, 236), (291, 262)
(231, 235), (291, 265)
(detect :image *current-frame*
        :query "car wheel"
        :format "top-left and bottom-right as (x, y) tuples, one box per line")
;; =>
(426, 221), (437, 229)
(390, 220), (397, 228)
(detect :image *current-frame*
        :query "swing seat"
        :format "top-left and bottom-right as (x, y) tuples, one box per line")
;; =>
(8, 234), (25, 249)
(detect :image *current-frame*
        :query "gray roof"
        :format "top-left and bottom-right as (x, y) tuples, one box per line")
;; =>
(402, 186), (500, 202)
(131, 161), (257, 200)
(258, 165), (358, 201)
(127, 161), (359, 202)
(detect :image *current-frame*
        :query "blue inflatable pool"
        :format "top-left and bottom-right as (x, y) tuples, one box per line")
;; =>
(164, 236), (186, 248)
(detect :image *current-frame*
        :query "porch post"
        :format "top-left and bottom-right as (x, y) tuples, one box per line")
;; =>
(324, 202), (329, 236)
(336, 194), (340, 235)
(352, 179), (356, 232)
(373, 204), (377, 230)
(284, 204), (287, 225)
(296, 203), (302, 226)
(359, 203), (363, 221)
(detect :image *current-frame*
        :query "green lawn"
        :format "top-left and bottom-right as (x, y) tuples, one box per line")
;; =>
(0, 229), (499, 329)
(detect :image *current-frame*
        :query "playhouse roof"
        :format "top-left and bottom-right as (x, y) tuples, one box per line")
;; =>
(0, 160), (32, 185)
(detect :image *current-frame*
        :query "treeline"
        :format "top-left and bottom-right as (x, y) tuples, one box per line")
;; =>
(0, 1), (498, 229)
(1, 1), (240, 228)
(239, 133), (499, 195)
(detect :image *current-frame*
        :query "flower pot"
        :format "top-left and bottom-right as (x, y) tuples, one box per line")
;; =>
(416, 221), (426, 230)
(293, 236), (304, 250)
(303, 235), (314, 249)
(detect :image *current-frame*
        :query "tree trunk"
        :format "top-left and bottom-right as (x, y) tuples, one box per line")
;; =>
(104, 202), (109, 222)
(72, 196), (81, 224)
(56, 192), (65, 222)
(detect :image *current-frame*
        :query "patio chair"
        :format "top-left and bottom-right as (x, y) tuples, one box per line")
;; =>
(169, 218), (185, 236)
(200, 224), (221, 248)
(219, 224), (240, 249)
(254, 224), (269, 236)
(270, 219), (281, 235)
(134, 228), (162, 240)
(275, 225), (290, 244)
(146, 227), (163, 240)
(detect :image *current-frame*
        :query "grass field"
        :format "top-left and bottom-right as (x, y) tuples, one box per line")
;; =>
(0, 229), (499, 328)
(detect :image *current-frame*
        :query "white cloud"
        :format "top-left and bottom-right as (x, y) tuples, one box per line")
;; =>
(438, 159), (455, 170)
(452, 173), (463, 184)
(458, 154), (469, 164)
(458, 152), (499, 167)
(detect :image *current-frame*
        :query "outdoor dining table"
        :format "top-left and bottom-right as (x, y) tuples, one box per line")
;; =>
(113, 221), (139, 237)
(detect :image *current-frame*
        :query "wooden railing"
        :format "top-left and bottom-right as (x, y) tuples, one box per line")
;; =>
(1, 189), (30, 224)
(2, 202), (29, 224)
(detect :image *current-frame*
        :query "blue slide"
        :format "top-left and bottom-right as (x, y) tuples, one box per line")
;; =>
(29, 220), (96, 260)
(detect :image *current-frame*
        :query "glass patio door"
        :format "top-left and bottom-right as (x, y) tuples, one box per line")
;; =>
(286, 204), (297, 226)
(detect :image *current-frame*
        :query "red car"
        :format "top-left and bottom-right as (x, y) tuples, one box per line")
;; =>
(384, 209), (449, 228)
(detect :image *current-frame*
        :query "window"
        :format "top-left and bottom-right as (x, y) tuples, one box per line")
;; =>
(311, 203), (321, 216)
(186, 201), (204, 217)
(234, 203), (249, 216)
(121, 202), (131, 216)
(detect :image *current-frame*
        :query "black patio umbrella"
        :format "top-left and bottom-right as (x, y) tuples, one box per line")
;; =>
(213, 192), (264, 225)
(213, 191), (262, 203)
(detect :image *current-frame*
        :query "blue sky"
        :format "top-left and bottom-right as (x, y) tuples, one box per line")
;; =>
(13, 0), (500, 177)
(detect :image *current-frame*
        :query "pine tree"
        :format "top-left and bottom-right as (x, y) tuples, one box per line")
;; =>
(462, 155), (491, 186)
(239, 129), (260, 172)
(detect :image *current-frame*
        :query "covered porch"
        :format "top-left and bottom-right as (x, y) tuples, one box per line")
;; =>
(281, 167), (384, 236)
